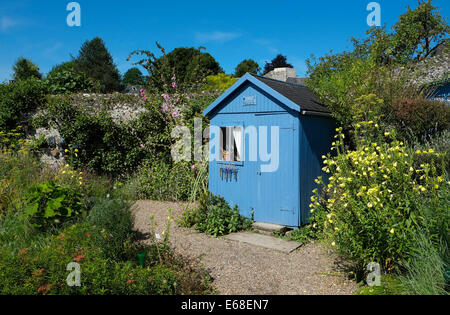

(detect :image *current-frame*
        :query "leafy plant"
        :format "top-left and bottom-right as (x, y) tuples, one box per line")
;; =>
(45, 68), (95, 94)
(181, 193), (253, 237)
(24, 181), (84, 229)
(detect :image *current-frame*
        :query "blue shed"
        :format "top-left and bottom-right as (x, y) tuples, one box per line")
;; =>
(203, 73), (335, 228)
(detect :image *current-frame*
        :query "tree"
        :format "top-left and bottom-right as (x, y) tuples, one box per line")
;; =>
(128, 44), (223, 92)
(263, 55), (293, 74)
(12, 57), (42, 81)
(235, 59), (260, 77)
(392, 0), (449, 62)
(122, 67), (145, 86)
(48, 61), (77, 76)
(74, 37), (123, 93)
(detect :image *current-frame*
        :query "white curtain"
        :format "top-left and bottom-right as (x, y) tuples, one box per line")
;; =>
(232, 127), (242, 161)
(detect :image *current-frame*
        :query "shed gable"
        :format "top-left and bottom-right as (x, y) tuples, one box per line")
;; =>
(209, 81), (294, 117)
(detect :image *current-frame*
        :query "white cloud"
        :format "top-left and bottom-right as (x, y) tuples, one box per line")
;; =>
(195, 31), (242, 44)
(0, 16), (23, 32)
(253, 39), (279, 54)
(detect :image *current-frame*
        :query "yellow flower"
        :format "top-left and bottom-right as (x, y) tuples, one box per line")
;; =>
(384, 132), (390, 137)
(331, 242), (336, 247)
(65, 149), (69, 153)
(74, 149), (79, 153)
(390, 228), (395, 234)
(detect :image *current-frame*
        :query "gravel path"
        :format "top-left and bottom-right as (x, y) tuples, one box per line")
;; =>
(133, 200), (357, 295)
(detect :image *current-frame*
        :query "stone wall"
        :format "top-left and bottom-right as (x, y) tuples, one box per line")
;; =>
(31, 92), (148, 168)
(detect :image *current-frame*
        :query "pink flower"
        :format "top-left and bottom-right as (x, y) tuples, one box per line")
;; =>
(143, 96), (148, 101)
(171, 82), (177, 89)
(191, 164), (196, 170)
(162, 94), (169, 100)
(162, 104), (169, 113)
(140, 144), (145, 148)
(140, 89), (146, 96)
(172, 111), (179, 118)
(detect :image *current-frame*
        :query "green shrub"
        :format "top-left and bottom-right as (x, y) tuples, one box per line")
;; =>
(392, 97), (450, 140)
(87, 199), (135, 261)
(204, 73), (237, 92)
(310, 95), (449, 272)
(24, 180), (84, 229)
(181, 193), (253, 237)
(45, 69), (95, 95)
(0, 79), (47, 131)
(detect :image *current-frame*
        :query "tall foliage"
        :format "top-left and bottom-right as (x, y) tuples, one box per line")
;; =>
(74, 37), (123, 93)
(12, 57), (42, 81)
(128, 44), (222, 93)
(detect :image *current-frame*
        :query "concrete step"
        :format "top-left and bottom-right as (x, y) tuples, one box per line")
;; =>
(224, 232), (301, 253)
(252, 222), (289, 236)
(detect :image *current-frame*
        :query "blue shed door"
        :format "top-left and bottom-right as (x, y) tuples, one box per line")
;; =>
(254, 114), (298, 227)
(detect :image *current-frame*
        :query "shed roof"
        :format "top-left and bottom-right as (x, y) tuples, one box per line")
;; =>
(251, 74), (330, 113)
(203, 73), (331, 117)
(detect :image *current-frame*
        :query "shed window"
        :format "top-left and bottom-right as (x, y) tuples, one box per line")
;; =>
(220, 126), (242, 162)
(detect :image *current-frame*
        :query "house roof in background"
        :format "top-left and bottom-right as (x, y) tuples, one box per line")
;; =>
(203, 73), (331, 117)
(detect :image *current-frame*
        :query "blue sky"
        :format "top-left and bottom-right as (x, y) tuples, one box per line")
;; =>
(0, 0), (449, 81)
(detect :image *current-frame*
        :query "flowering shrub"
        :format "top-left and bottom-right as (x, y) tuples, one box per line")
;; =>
(310, 95), (449, 271)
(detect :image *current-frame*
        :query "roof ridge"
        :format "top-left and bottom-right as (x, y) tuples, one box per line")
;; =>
(250, 73), (307, 88)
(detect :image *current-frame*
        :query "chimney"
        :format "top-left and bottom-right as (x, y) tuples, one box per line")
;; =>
(264, 67), (297, 82)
